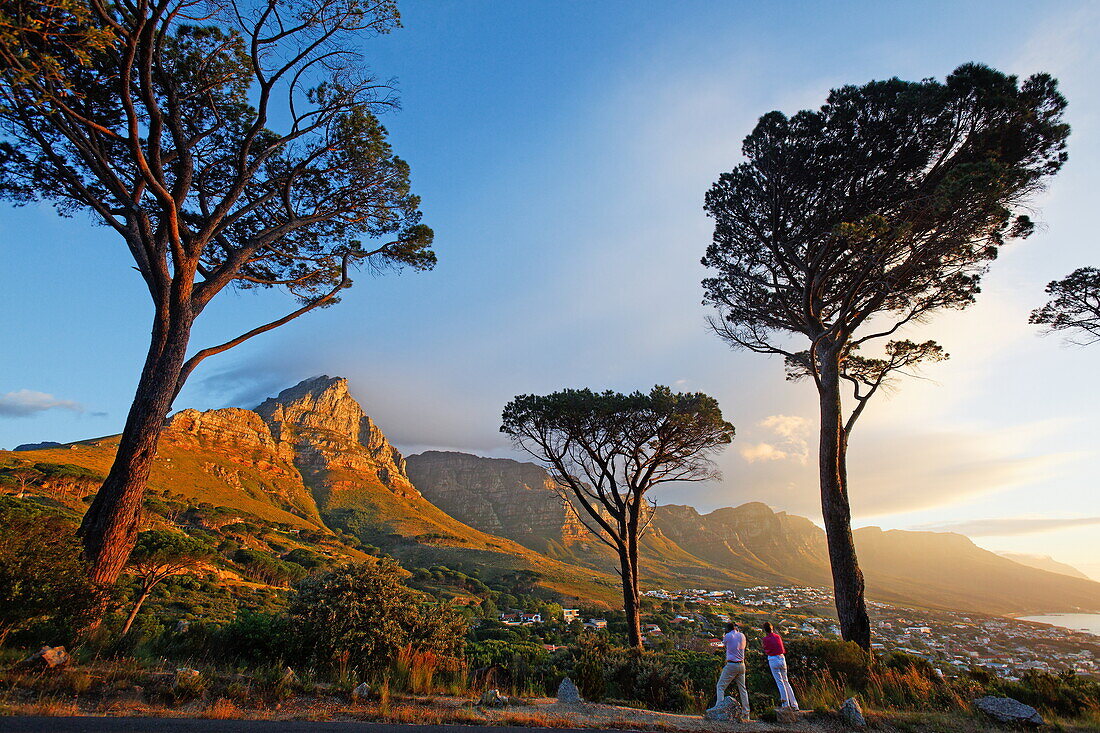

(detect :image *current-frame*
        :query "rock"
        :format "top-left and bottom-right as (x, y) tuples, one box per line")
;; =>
(839, 697), (866, 728)
(478, 689), (509, 708)
(974, 696), (1044, 726)
(16, 645), (70, 670)
(115, 685), (145, 703)
(704, 695), (742, 721)
(556, 677), (582, 704)
(173, 620), (190, 633)
(173, 667), (201, 689)
(255, 376), (422, 502)
(351, 682), (371, 700)
(775, 706), (800, 723)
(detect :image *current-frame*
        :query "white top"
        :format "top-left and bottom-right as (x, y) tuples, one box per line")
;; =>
(723, 629), (746, 662)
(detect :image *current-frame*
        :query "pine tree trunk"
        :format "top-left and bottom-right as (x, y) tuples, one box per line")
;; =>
(120, 586), (152, 636)
(620, 544), (643, 649)
(817, 349), (872, 650)
(79, 309), (193, 586)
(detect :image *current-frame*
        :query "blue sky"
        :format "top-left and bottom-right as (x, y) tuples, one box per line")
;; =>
(2, 1), (1099, 576)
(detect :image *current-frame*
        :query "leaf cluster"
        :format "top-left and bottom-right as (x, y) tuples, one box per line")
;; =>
(1030, 266), (1100, 345)
(702, 63), (1069, 370)
(500, 386), (734, 549)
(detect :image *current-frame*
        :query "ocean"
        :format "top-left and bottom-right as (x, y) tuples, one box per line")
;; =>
(1017, 613), (1100, 636)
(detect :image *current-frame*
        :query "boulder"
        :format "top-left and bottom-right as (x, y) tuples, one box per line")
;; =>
(478, 689), (509, 708)
(775, 706), (800, 723)
(704, 695), (743, 722)
(16, 645), (70, 670)
(839, 697), (866, 728)
(351, 682), (371, 701)
(974, 696), (1043, 726)
(556, 677), (583, 704)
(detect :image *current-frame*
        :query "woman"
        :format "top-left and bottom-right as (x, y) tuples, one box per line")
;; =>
(761, 622), (799, 710)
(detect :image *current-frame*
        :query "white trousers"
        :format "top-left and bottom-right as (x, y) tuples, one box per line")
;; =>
(715, 661), (749, 716)
(768, 655), (798, 709)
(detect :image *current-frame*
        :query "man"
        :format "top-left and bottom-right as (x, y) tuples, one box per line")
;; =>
(715, 621), (750, 722)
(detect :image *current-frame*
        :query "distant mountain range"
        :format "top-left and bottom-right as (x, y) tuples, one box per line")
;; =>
(4, 375), (1098, 616)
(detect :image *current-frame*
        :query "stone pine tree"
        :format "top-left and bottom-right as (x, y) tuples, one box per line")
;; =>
(1030, 267), (1100, 345)
(501, 386), (734, 649)
(700, 63), (1069, 649)
(0, 0), (434, 586)
(120, 530), (212, 636)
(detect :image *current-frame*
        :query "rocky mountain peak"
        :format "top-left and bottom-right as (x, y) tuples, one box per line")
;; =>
(254, 375), (363, 442)
(253, 376), (416, 505)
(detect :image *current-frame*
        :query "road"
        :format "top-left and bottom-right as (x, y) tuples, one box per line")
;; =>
(0, 719), (627, 733)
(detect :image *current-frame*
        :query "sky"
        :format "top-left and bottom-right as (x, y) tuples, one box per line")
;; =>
(2, 1), (1099, 578)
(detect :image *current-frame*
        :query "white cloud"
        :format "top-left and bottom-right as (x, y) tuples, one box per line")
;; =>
(0, 390), (84, 418)
(739, 442), (790, 463)
(739, 414), (811, 464)
(914, 516), (1100, 537)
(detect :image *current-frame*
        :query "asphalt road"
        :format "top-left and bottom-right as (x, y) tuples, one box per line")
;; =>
(0, 719), (630, 733)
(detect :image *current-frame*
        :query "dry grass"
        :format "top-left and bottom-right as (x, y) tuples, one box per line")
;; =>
(10, 698), (81, 717)
(201, 698), (240, 719)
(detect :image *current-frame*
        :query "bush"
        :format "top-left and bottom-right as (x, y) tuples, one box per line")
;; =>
(614, 652), (696, 712)
(218, 611), (292, 666)
(0, 497), (109, 644)
(996, 670), (1100, 719)
(466, 639), (556, 694)
(288, 559), (466, 678)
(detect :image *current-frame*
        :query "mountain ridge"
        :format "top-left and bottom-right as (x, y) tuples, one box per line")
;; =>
(3, 375), (1098, 617)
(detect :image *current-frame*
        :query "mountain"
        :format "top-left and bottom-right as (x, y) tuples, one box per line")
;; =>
(14, 441), (63, 451)
(997, 552), (1091, 580)
(403, 450), (1100, 616)
(4, 375), (1099, 617)
(405, 451), (589, 554)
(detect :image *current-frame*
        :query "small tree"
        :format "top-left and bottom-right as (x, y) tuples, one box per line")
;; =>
(0, 499), (107, 644)
(1030, 267), (1100, 345)
(500, 386), (734, 649)
(701, 63), (1069, 648)
(0, 465), (40, 499)
(121, 529), (212, 636)
(289, 559), (466, 676)
(0, 0), (434, 587)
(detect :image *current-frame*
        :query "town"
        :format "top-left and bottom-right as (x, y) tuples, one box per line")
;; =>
(637, 586), (1100, 679)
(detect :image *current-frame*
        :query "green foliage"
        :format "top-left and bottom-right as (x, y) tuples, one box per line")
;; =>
(0, 497), (108, 643)
(1030, 266), (1100, 345)
(785, 638), (872, 685)
(131, 530), (212, 570)
(282, 548), (326, 570)
(466, 639), (556, 695)
(994, 670), (1100, 719)
(289, 560), (466, 676)
(217, 611), (293, 667)
(233, 549), (307, 587)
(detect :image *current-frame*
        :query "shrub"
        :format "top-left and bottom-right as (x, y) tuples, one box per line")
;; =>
(288, 559), (466, 678)
(466, 639), (555, 695)
(996, 670), (1100, 719)
(218, 610), (292, 666)
(0, 497), (109, 644)
(616, 652), (696, 712)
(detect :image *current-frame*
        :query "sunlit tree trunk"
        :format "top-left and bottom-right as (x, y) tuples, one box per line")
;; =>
(120, 584), (153, 637)
(620, 548), (643, 650)
(817, 347), (872, 650)
(78, 306), (193, 586)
